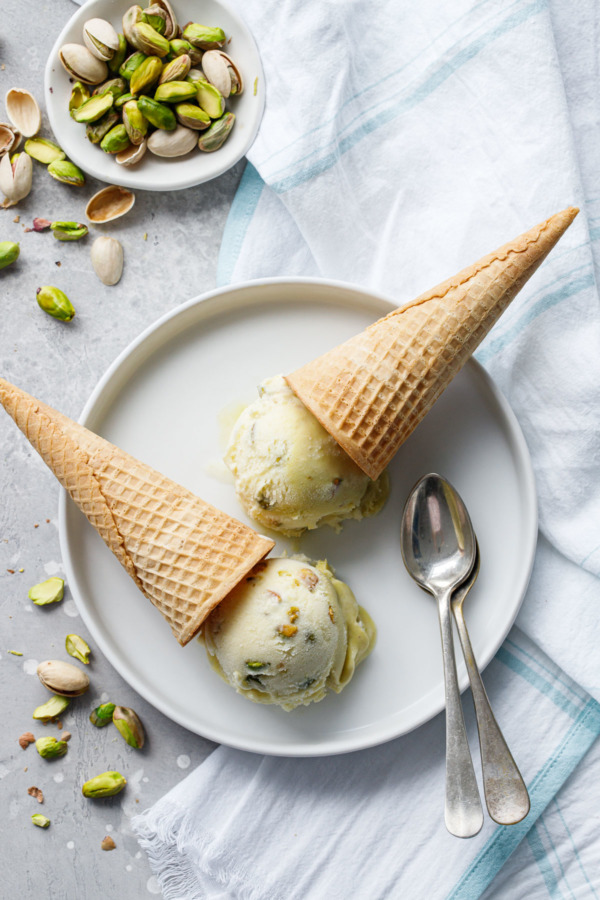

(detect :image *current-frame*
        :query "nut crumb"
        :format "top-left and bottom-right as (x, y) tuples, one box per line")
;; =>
(19, 732), (35, 750)
(101, 835), (116, 851)
(7, 569), (14, 574)
(279, 624), (298, 638)
(55, 261), (61, 267)
(28, 786), (44, 803)
(56, 720), (63, 731)
(18, 568), (24, 573)
(34, 523), (39, 528)
(8, 650), (23, 656)
(328, 606), (335, 623)
(143, 232), (148, 241)
(61, 731), (71, 743)
(13, 215), (20, 223)
(46, 518), (50, 523)
(1, 64), (5, 71)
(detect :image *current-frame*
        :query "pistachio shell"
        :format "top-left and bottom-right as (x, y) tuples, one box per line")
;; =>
(37, 659), (90, 697)
(122, 5), (143, 44)
(5, 88), (41, 138)
(0, 151), (32, 207)
(0, 122), (21, 156)
(201, 51), (243, 98)
(147, 123), (197, 157)
(115, 139), (147, 166)
(91, 236), (124, 285)
(154, 0), (178, 40)
(83, 18), (120, 61)
(59, 43), (108, 85)
(85, 185), (135, 223)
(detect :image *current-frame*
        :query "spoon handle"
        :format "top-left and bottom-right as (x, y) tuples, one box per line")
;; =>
(452, 603), (530, 825)
(436, 588), (483, 838)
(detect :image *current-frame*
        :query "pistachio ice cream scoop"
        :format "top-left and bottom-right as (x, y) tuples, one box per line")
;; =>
(225, 375), (389, 537)
(203, 557), (375, 711)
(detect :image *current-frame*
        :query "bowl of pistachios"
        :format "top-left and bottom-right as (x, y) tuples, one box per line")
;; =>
(45, 0), (265, 190)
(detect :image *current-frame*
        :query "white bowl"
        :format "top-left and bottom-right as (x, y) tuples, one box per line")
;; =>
(44, 0), (265, 191)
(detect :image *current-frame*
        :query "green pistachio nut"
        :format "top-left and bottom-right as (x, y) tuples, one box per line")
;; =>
(169, 38), (193, 57)
(130, 22), (170, 57)
(50, 221), (89, 242)
(89, 702), (116, 727)
(122, 100), (148, 145)
(174, 102), (210, 130)
(197, 112), (235, 152)
(112, 706), (145, 749)
(130, 55), (163, 95)
(119, 51), (147, 81)
(182, 23), (226, 50)
(195, 80), (225, 118)
(0, 241), (20, 270)
(24, 138), (65, 165)
(122, 4), (143, 44)
(47, 159), (85, 186)
(159, 54), (191, 84)
(86, 110), (120, 144)
(186, 68), (207, 84)
(108, 33), (128, 74)
(100, 124), (131, 154)
(69, 81), (91, 114)
(36, 286), (75, 322)
(82, 771), (127, 798)
(65, 634), (91, 664)
(33, 694), (71, 722)
(141, 6), (167, 34)
(72, 93), (114, 124)
(31, 814), (51, 828)
(115, 92), (135, 109)
(154, 80), (197, 103)
(93, 77), (127, 100)
(28, 576), (64, 605)
(36, 736), (68, 759)
(137, 95), (176, 130)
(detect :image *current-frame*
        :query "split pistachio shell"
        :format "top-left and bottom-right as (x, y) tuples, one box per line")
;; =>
(5, 88), (41, 138)
(83, 18), (120, 61)
(137, 95), (176, 130)
(0, 241), (20, 269)
(82, 771), (127, 798)
(69, 82), (91, 115)
(100, 123), (130, 153)
(112, 706), (145, 749)
(198, 112), (235, 152)
(108, 33), (128, 74)
(59, 43), (109, 85)
(122, 5), (143, 44)
(72, 93), (114, 124)
(195, 80), (225, 118)
(65, 634), (92, 664)
(32, 695), (71, 722)
(154, 0), (178, 40)
(24, 138), (65, 165)
(170, 38), (202, 65)
(201, 51), (243, 98)
(115, 138), (147, 166)
(28, 576), (64, 605)
(130, 55), (163, 95)
(36, 286), (76, 321)
(154, 80), (196, 103)
(0, 122), (22, 156)
(90, 702), (116, 726)
(174, 102), (210, 130)
(51, 221), (89, 241)
(182, 23), (226, 50)
(86, 110), (120, 144)
(147, 123), (196, 157)
(47, 159), (85, 186)
(122, 100), (148, 144)
(85, 184), (135, 223)
(159, 54), (191, 84)
(91, 235), (124, 285)
(142, 5), (167, 34)
(129, 22), (170, 57)
(37, 659), (90, 697)
(0, 151), (32, 207)
(36, 736), (68, 759)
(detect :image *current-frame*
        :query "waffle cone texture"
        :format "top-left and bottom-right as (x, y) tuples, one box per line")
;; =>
(0, 379), (274, 645)
(287, 207), (578, 480)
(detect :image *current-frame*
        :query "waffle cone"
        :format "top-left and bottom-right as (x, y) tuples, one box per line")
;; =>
(286, 207), (578, 480)
(0, 379), (274, 645)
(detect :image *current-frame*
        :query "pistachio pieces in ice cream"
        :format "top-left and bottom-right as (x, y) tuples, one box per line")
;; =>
(225, 375), (390, 536)
(203, 557), (376, 711)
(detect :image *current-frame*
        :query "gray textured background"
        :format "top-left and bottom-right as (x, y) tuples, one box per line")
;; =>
(1, 2), (243, 895)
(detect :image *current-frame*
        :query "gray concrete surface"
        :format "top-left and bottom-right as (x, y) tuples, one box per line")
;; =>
(0, 3), (244, 895)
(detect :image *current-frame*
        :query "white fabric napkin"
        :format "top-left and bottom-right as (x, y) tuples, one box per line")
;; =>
(118, 0), (600, 895)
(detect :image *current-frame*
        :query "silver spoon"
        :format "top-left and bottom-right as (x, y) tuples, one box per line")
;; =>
(451, 543), (530, 825)
(401, 473), (483, 838)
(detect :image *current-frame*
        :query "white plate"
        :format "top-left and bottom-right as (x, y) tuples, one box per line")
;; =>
(59, 278), (537, 756)
(45, 0), (265, 191)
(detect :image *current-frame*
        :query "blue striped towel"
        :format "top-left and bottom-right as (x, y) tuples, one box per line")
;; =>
(132, 0), (600, 896)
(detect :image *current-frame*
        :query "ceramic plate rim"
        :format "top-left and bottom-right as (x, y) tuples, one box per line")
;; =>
(44, 0), (265, 191)
(58, 277), (538, 756)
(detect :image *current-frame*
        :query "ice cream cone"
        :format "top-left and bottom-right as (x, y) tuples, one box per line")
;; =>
(286, 207), (578, 480)
(0, 379), (274, 645)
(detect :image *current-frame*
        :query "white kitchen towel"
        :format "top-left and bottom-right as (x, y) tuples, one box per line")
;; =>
(123, 0), (600, 895)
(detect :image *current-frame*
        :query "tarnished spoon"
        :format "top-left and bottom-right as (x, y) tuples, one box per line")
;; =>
(451, 542), (530, 825)
(401, 473), (483, 838)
